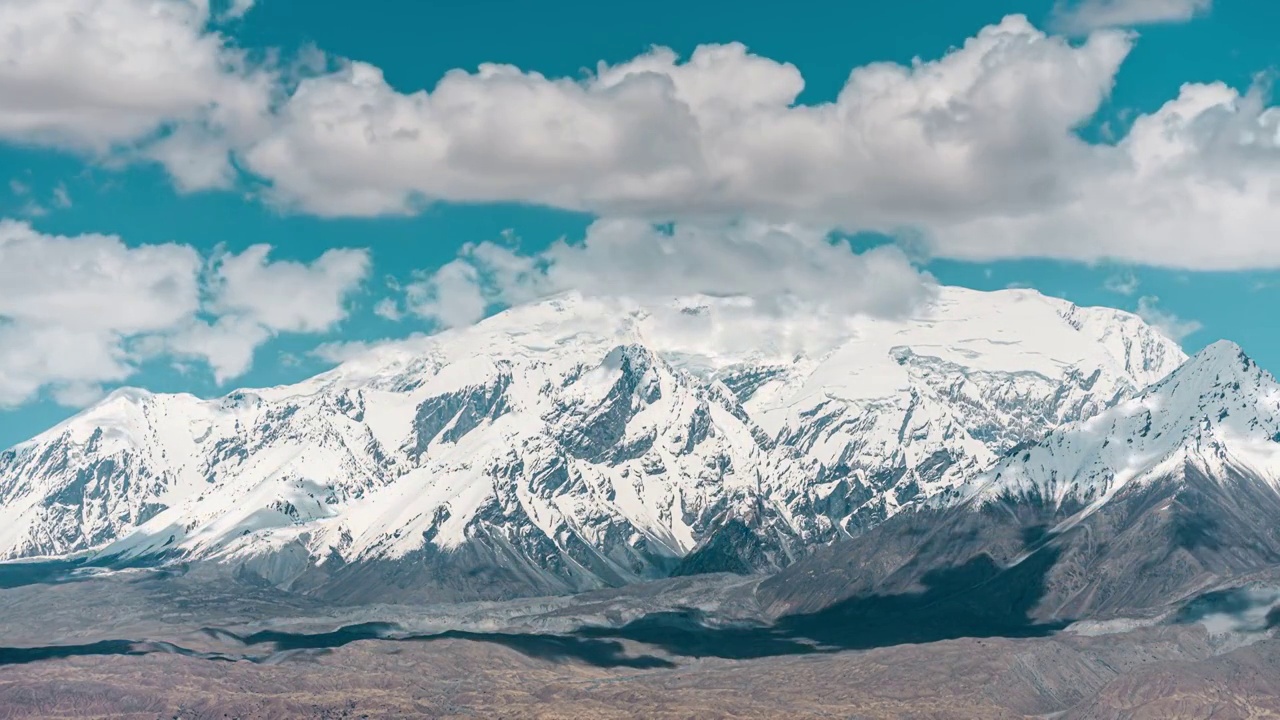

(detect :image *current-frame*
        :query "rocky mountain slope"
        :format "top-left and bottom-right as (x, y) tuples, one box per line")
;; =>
(0, 287), (1185, 600)
(760, 340), (1280, 622)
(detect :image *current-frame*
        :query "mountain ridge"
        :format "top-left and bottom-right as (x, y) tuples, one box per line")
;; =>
(0, 286), (1186, 601)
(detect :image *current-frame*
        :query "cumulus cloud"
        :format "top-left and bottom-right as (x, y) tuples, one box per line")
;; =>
(1136, 295), (1202, 341)
(0, 0), (272, 180)
(205, 244), (371, 333)
(1053, 0), (1211, 34)
(0, 220), (201, 406)
(938, 81), (1280, 269)
(225, 15), (1280, 270)
(0, 220), (369, 406)
(161, 316), (270, 385)
(241, 17), (1129, 227)
(168, 244), (372, 381)
(390, 219), (935, 329)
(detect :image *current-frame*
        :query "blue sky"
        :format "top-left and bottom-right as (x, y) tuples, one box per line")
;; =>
(2, 0), (1279, 446)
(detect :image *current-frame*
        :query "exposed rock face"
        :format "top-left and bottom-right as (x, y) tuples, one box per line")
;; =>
(0, 287), (1184, 600)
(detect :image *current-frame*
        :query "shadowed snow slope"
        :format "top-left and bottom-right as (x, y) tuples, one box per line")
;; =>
(0, 287), (1184, 600)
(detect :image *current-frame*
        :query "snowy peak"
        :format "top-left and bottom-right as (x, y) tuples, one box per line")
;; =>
(1124, 339), (1279, 448)
(1148, 340), (1271, 408)
(964, 341), (1280, 511)
(1106, 340), (1279, 446)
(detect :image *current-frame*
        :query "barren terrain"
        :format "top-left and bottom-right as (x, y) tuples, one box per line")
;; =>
(2, 567), (1279, 719)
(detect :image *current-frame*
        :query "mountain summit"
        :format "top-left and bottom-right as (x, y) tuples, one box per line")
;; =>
(963, 339), (1280, 511)
(0, 287), (1184, 601)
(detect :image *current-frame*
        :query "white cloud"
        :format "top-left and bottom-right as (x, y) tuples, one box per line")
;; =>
(0, 324), (128, 409)
(372, 297), (402, 321)
(222, 0), (255, 20)
(403, 259), (489, 329)
(1104, 271), (1140, 295)
(163, 315), (272, 383)
(0, 0), (272, 177)
(0, 220), (370, 406)
(0, 220), (201, 406)
(0, 221), (200, 333)
(1053, 0), (1211, 34)
(51, 183), (71, 209)
(168, 244), (371, 381)
(240, 16), (1130, 228)
(50, 381), (112, 408)
(938, 81), (1280, 270)
(394, 219), (935, 329)
(1136, 295), (1202, 341)
(310, 336), (416, 365)
(145, 125), (245, 192)
(205, 244), (370, 333)
(7, 180), (72, 217)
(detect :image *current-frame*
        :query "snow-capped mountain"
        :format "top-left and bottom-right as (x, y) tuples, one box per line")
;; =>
(959, 340), (1280, 511)
(0, 287), (1185, 600)
(762, 341), (1280, 621)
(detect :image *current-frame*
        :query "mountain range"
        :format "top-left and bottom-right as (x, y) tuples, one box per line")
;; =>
(0, 286), (1193, 603)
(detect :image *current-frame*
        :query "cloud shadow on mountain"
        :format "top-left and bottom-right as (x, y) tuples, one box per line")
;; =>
(572, 545), (1069, 660)
(0, 554), (183, 591)
(0, 559), (84, 589)
(204, 545), (1069, 668)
